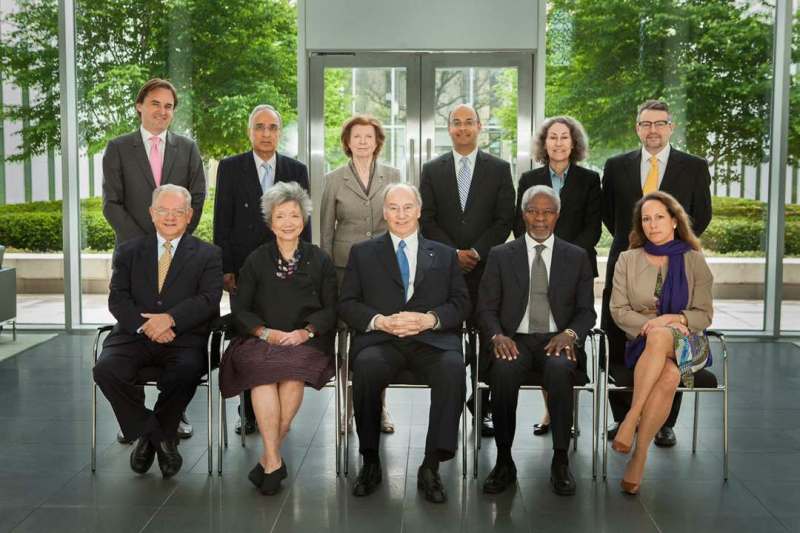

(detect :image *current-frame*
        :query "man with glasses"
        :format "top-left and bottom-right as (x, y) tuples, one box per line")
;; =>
(213, 104), (310, 435)
(93, 184), (222, 478)
(102, 78), (206, 441)
(419, 104), (516, 438)
(601, 99), (712, 447)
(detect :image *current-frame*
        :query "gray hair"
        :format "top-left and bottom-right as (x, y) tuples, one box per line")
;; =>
(248, 104), (283, 129)
(383, 182), (422, 207)
(261, 181), (312, 228)
(151, 184), (191, 209)
(521, 185), (561, 213)
(532, 115), (589, 164)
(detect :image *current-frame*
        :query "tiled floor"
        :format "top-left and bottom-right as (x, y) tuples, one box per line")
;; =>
(0, 334), (798, 532)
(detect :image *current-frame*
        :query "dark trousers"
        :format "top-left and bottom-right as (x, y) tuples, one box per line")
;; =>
(465, 272), (491, 416)
(352, 339), (466, 459)
(490, 333), (578, 451)
(93, 340), (205, 444)
(602, 286), (682, 426)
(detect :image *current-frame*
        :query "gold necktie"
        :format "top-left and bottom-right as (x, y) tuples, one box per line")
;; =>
(158, 241), (173, 292)
(642, 155), (659, 194)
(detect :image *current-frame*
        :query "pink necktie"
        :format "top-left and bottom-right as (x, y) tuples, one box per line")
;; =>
(149, 136), (163, 186)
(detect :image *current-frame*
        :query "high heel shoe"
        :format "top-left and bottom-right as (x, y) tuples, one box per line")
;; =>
(620, 479), (640, 495)
(611, 439), (631, 454)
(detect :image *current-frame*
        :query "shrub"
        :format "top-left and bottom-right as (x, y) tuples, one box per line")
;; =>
(701, 218), (800, 255)
(0, 211), (63, 251)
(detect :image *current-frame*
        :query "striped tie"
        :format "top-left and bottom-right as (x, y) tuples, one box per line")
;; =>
(260, 162), (273, 192)
(158, 241), (173, 292)
(457, 157), (471, 210)
(643, 156), (659, 194)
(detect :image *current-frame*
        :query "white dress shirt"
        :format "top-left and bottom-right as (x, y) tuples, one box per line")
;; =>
(516, 232), (557, 334)
(140, 126), (167, 166)
(640, 144), (670, 190)
(253, 152), (277, 189)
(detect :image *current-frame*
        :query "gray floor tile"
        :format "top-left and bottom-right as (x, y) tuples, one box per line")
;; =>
(11, 505), (156, 533)
(0, 505), (34, 533)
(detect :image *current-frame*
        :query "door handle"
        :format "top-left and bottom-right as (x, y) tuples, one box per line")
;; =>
(409, 138), (416, 185)
(426, 138), (432, 161)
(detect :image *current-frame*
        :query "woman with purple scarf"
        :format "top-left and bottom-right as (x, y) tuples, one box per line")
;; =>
(609, 191), (713, 495)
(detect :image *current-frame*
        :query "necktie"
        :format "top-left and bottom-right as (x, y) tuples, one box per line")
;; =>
(149, 136), (163, 186)
(643, 155), (659, 194)
(260, 162), (273, 191)
(528, 244), (551, 333)
(397, 240), (410, 301)
(158, 241), (173, 293)
(457, 157), (471, 210)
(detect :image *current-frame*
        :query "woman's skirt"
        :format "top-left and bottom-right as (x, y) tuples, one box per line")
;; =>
(670, 329), (711, 389)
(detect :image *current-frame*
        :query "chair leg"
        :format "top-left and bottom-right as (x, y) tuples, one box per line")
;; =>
(591, 385), (598, 480)
(218, 389), (224, 475)
(692, 392), (699, 453)
(239, 392), (246, 447)
(602, 379), (609, 480)
(91, 383), (97, 473)
(207, 383), (213, 475)
(723, 386), (729, 481)
(572, 389), (580, 452)
(462, 390), (467, 480)
(473, 384), (481, 479)
(344, 381), (350, 477)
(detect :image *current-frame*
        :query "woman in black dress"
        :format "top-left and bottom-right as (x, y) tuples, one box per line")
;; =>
(220, 181), (337, 495)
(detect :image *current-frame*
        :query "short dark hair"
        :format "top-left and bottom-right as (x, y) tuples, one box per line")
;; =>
(637, 99), (670, 121)
(135, 78), (178, 117)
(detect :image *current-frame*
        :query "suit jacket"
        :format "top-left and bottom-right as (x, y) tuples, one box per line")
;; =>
(213, 151), (310, 276)
(513, 164), (602, 276)
(601, 146), (712, 285)
(102, 130), (206, 245)
(320, 162), (401, 268)
(420, 150), (515, 295)
(338, 232), (471, 355)
(476, 236), (596, 372)
(104, 233), (223, 349)
(233, 241), (337, 354)
(610, 247), (713, 340)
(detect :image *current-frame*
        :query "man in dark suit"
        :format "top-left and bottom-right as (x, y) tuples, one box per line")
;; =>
(339, 183), (470, 504)
(93, 185), (222, 478)
(420, 103), (515, 436)
(213, 104), (310, 435)
(478, 185), (596, 496)
(602, 99), (712, 446)
(102, 78), (205, 245)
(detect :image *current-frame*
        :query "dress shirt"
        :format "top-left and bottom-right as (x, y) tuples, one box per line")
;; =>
(253, 152), (277, 189)
(640, 144), (670, 190)
(452, 147), (478, 183)
(156, 232), (183, 260)
(516, 232), (557, 334)
(549, 164), (569, 197)
(140, 126), (167, 166)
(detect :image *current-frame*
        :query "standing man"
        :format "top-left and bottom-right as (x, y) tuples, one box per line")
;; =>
(419, 103), (516, 437)
(213, 104), (310, 435)
(602, 99), (712, 446)
(102, 78), (206, 441)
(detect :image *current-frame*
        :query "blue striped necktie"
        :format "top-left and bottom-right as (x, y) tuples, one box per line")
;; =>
(397, 240), (410, 300)
(260, 162), (273, 191)
(457, 157), (471, 210)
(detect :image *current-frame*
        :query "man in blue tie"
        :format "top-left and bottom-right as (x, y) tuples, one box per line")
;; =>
(339, 183), (470, 504)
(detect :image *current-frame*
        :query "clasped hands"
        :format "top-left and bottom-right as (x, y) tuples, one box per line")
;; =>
(258, 327), (311, 346)
(639, 314), (689, 337)
(457, 249), (479, 273)
(140, 313), (175, 343)
(375, 311), (437, 337)
(492, 331), (577, 362)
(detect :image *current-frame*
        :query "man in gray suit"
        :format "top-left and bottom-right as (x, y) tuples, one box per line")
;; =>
(102, 78), (206, 246)
(102, 78), (205, 441)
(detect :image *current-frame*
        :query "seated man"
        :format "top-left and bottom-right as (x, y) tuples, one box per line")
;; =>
(338, 183), (470, 504)
(93, 184), (222, 478)
(477, 185), (596, 496)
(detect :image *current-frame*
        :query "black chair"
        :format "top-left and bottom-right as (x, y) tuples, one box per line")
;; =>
(601, 329), (729, 480)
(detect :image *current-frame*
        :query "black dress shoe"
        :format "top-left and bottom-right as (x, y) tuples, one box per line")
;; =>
(130, 437), (156, 474)
(550, 463), (576, 496)
(607, 422), (620, 440)
(248, 463), (264, 489)
(234, 417), (257, 435)
(483, 461), (518, 494)
(533, 423), (550, 436)
(156, 439), (183, 478)
(654, 426), (677, 447)
(417, 465), (447, 503)
(352, 462), (382, 497)
(260, 462), (284, 495)
(177, 413), (193, 439)
(117, 429), (134, 445)
(480, 414), (495, 438)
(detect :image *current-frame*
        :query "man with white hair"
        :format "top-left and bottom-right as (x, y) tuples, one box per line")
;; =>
(93, 185), (222, 478)
(213, 104), (310, 435)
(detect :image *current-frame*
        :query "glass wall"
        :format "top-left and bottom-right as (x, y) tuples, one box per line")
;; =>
(546, 0), (777, 331)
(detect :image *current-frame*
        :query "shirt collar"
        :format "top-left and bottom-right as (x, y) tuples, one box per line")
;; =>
(524, 231), (555, 251)
(140, 126), (167, 146)
(642, 144), (671, 165)
(157, 232), (183, 251)
(549, 164), (569, 180)
(253, 151), (277, 171)
(453, 147), (478, 167)
(389, 230), (419, 250)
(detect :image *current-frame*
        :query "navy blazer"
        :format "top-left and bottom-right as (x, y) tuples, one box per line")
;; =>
(105, 233), (223, 349)
(338, 232), (471, 356)
(213, 151), (310, 276)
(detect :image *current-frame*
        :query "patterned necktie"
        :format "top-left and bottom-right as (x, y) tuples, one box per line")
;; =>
(149, 136), (163, 186)
(528, 244), (551, 333)
(260, 162), (273, 191)
(397, 240), (410, 301)
(457, 156), (471, 210)
(643, 155), (659, 194)
(158, 241), (173, 292)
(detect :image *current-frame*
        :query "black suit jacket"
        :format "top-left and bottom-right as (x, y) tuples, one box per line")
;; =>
(514, 164), (602, 276)
(338, 232), (471, 355)
(102, 130), (206, 245)
(105, 233), (223, 349)
(476, 236), (596, 373)
(601, 147), (712, 285)
(213, 151), (311, 276)
(420, 150), (515, 295)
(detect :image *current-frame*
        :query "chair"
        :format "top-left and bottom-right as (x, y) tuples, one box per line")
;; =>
(337, 327), (470, 478)
(91, 323), (221, 475)
(472, 328), (605, 479)
(601, 329), (728, 480)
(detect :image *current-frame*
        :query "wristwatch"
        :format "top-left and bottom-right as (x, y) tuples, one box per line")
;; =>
(564, 329), (578, 340)
(304, 325), (316, 338)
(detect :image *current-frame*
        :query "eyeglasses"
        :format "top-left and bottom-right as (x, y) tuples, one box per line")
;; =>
(154, 208), (189, 217)
(252, 124), (280, 133)
(449, 119), (478, 128)
(637, 120), (672, 130)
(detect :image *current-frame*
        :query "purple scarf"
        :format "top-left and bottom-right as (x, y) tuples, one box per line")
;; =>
(624, 239), (691, 368)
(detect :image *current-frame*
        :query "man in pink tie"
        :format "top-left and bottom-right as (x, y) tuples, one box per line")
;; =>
(102, 78), (206, 246)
